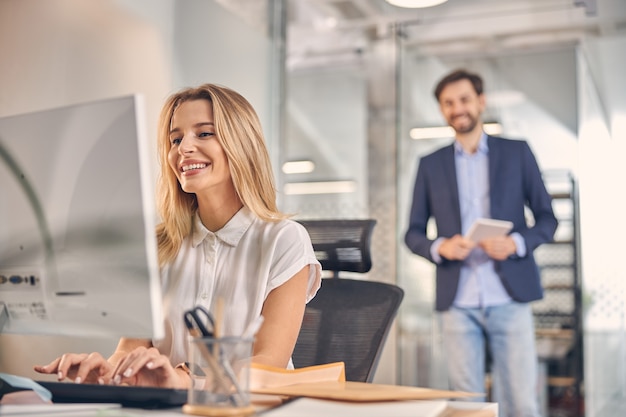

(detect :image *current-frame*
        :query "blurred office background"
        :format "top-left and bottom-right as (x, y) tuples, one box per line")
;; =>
(1, 1), (625, 416)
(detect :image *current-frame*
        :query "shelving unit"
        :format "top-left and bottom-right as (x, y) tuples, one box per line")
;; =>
(533, 170), (583, 417)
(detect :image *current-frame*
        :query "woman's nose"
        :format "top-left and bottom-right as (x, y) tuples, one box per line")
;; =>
(178, 135), (194, 154)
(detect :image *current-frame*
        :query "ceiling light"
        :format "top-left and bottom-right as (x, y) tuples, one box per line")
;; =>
(410, 123), (502, 140)
(483, 123), (503, 136)
(410, 126), (454, 140)
(282, 160), (316, 174)
(385, 0), (449, 8)
(284, 181), (356, 195)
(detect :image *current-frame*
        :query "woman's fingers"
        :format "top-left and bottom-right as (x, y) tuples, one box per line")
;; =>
(111, 346), (154, 385)
(57, 353), (94, 381)
(111, 347), (181, 388)
(33, 356), (63, 374)
(73, 352), (113, 384)
(33, 352), (112, 384)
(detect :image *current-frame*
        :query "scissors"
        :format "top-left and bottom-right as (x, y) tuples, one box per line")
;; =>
(183, 305), (215, 338)
(182, 305), (246, 407)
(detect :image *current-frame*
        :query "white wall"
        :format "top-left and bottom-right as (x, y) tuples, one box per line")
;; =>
(577, 34), (626, 417)
(0, 0), (272, 379)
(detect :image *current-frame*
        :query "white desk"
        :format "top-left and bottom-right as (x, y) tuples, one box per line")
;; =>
(260, 398), (498, 417)
(0, 400), (498, 416)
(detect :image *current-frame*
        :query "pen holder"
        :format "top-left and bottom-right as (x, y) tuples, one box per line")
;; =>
(183, 336), (255, 417)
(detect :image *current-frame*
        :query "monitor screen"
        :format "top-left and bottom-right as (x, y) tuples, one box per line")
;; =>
(0, 95), (164, 339)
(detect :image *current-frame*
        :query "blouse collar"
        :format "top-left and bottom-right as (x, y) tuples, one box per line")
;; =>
(191, 206), (255, 248)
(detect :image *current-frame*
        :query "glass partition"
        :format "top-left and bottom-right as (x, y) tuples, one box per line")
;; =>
(396, 43), (581, 387)
(279, 4), (626, 415)
(0, 0), (282, 380)
(280, 66), (369, 218)
(281, 20), (401, 383)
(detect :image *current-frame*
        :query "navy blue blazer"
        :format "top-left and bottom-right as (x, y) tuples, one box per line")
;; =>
(405, 136), (558, 311)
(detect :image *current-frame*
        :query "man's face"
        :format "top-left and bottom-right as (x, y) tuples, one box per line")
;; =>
(438, 79), (486, 135)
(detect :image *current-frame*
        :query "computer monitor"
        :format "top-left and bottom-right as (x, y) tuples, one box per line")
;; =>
(0, 95), (164, 339)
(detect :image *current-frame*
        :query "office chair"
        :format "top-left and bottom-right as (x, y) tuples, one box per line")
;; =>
(293, 219), (404, 382)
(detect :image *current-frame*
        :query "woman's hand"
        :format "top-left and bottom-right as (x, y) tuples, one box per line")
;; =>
(33, 352), (114, 384)
(110, 345), (190, 389)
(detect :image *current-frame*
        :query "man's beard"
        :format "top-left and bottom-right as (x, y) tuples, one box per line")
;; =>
(449, 113), (479, 134)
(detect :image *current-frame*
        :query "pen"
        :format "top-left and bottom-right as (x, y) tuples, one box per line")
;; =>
(183, 306), (246, 407)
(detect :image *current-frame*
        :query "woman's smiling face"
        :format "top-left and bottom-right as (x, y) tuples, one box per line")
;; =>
(167, 99), (232, 195)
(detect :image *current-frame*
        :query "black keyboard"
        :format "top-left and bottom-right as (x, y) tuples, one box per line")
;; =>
(36, 380), (188, 409)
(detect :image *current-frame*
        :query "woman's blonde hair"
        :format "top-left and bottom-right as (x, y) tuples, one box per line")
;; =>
(155, 83), (286, 266)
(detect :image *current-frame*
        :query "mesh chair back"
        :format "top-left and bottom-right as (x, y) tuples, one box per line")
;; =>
(294, 219), (404, 382)
(297, 219), (375, 277)
(293, 278), (404, 382)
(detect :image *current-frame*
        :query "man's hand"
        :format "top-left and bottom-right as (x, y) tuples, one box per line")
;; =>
(480, 235), (517, 260)
(438, 234), (475, 260)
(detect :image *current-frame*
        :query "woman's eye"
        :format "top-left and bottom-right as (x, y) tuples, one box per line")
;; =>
(171, 137), (182, 145)
(199, 131), (214, 138)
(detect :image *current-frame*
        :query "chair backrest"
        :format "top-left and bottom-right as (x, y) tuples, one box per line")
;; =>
(293, 219), (404, 382)
(296, 219), (376, 277)
(292, 278), (404, 382)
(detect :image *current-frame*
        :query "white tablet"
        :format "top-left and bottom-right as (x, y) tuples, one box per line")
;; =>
(465, 218), (514, 243)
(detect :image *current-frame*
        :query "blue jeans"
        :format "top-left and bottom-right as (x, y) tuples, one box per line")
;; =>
(440, 303), (540, 417)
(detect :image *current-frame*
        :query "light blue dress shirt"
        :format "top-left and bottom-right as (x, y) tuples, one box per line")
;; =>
(431, 133), (526, 307)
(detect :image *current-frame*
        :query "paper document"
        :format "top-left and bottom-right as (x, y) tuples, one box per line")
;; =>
(465, 218), (513, 243)
(253, 380), (480, 402)
(263, 397), (448, 417)
(250, 362), (345, 390)
(0, 403), (120, 416)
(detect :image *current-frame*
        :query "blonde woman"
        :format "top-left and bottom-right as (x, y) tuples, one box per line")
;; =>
(35, 84), (321, 388)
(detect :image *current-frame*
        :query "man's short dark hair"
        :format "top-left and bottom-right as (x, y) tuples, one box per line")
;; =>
(433, 69), (484, 101)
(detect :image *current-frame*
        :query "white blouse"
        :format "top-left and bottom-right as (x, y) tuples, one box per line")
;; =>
(152, 207), (321, 366)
